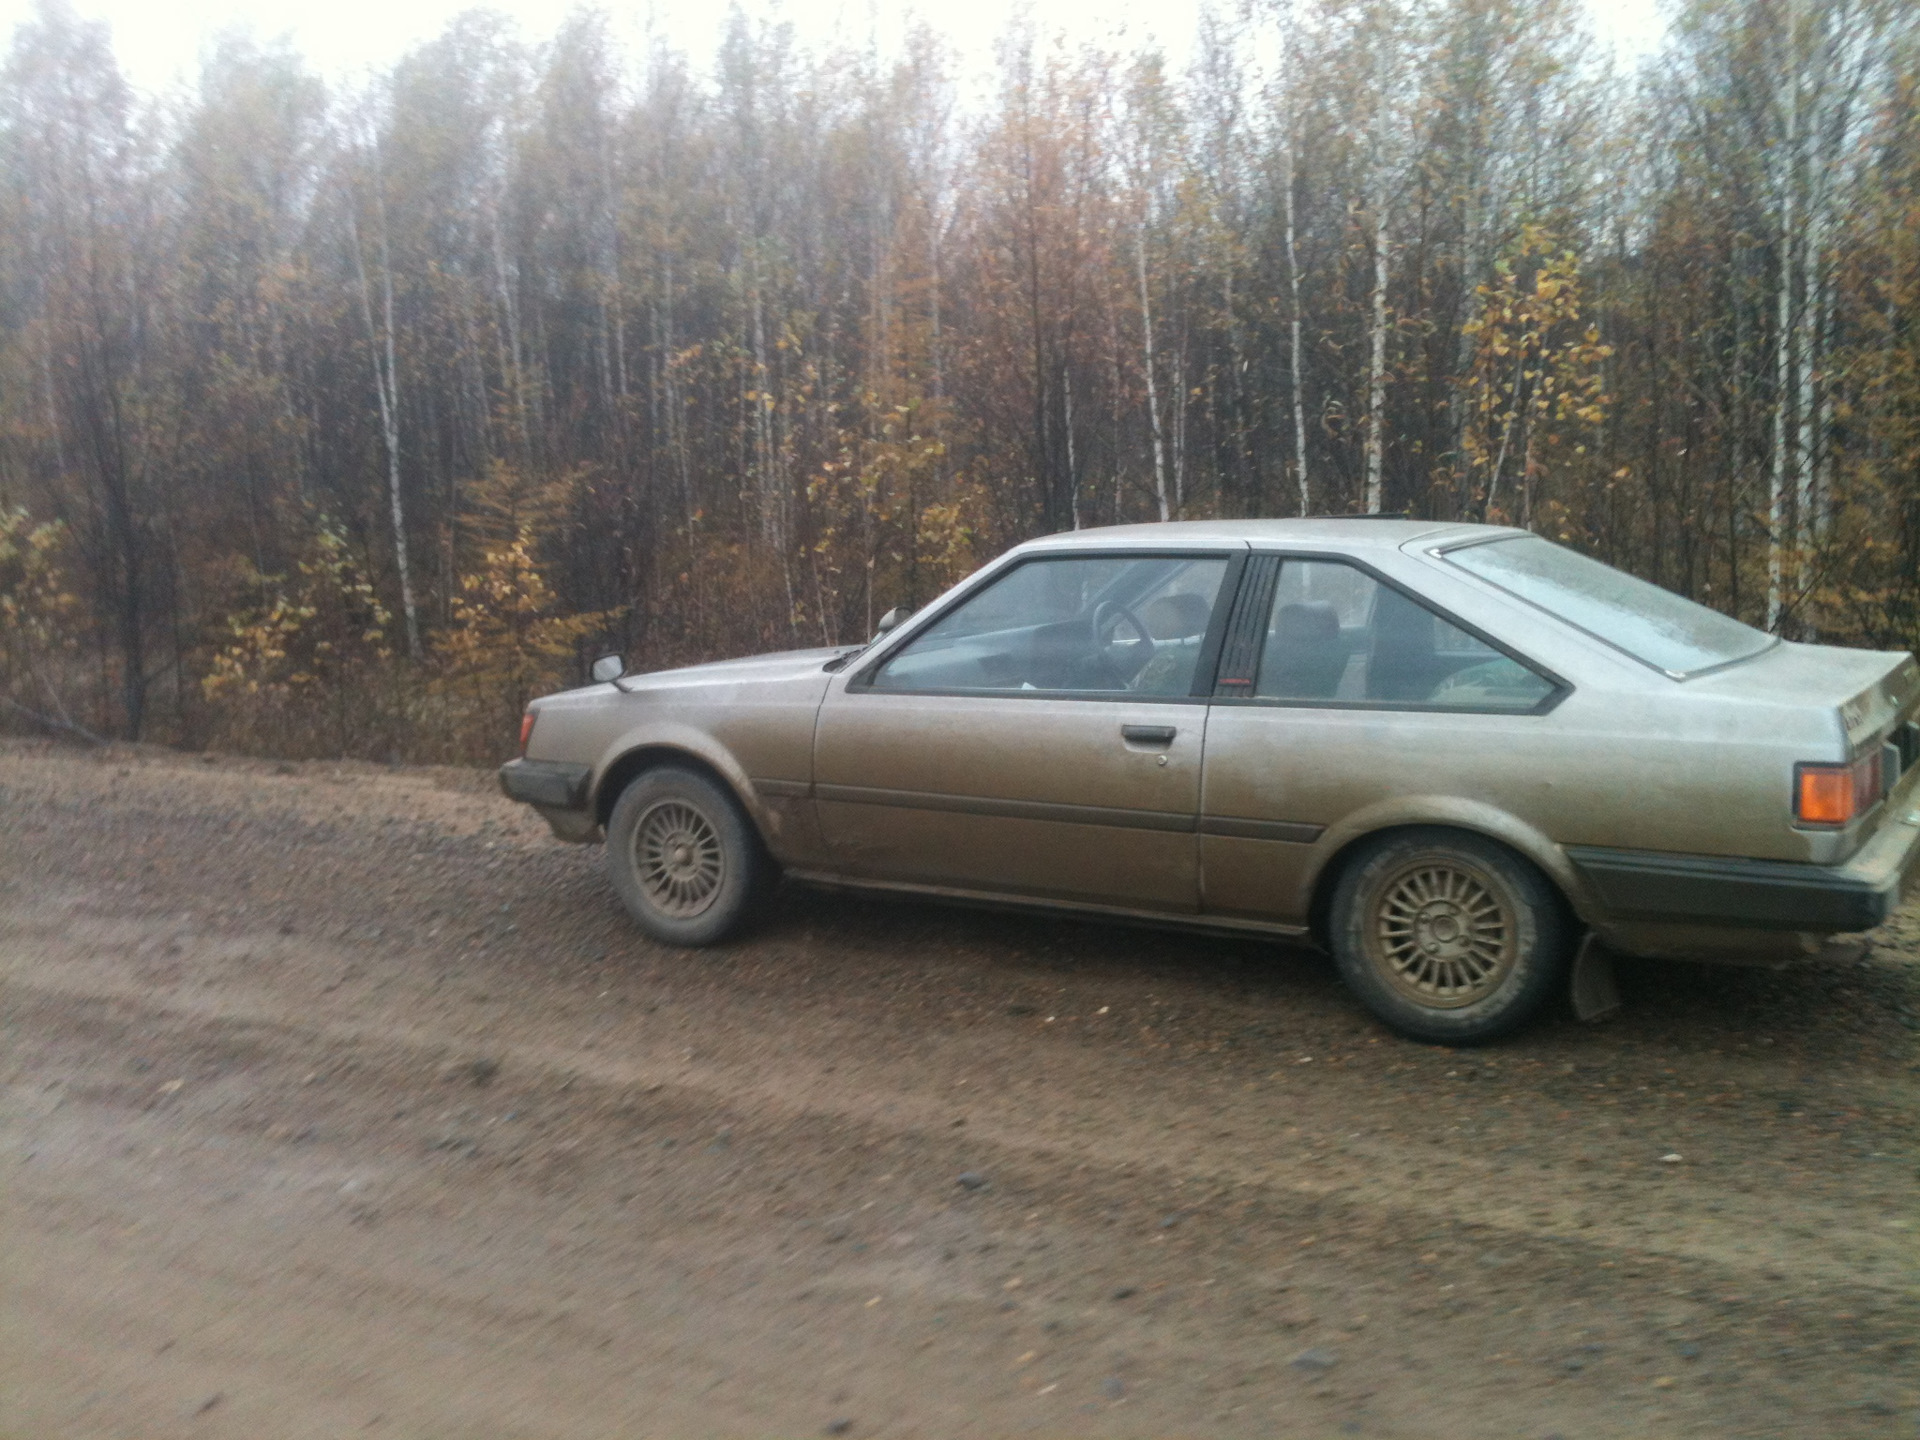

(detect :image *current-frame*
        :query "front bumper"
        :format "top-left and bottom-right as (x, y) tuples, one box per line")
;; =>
(1568, 797), (1920, 935)
(498, 757), (592, 811)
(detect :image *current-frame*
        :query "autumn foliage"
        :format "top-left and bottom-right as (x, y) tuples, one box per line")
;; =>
(0, 0), (1917, 760)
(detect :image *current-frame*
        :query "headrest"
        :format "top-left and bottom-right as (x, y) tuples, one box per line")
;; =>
(1370, 587), (1435, 645)
(1272, 602), (1339, 644)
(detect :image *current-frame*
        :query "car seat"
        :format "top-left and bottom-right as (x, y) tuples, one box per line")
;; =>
(1366, 586), (1439, 701)
(1259, 602), (1347, 698)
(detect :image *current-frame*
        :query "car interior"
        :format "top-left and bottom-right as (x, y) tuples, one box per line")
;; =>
(1253, 561), (1554, 710)
(871, 557), (1227, 696)
(869, 552), (1553, 710)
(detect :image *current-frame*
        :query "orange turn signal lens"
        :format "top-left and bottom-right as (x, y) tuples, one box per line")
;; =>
(518, 710), (536, 756)
(1795, 753), (1882, 827)
(1796, 765), (1853, 826)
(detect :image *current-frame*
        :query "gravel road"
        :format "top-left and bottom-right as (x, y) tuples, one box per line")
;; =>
(2, 738), (1916, 1438)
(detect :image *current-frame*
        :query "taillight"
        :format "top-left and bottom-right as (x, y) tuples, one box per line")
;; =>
(1795, 752), (1882, 827)
(518, 710), (536, 757)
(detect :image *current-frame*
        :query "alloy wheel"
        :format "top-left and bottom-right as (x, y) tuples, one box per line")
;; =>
(634, 799), (726, 918)
(1364, 857), (1517, 1010)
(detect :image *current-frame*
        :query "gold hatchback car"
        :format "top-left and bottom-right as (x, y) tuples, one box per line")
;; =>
(501, 520), (1920, 1043)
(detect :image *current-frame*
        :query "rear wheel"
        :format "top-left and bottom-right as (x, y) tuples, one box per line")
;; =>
(1329, 828), (1570, 1044)
(605, 765), (771, 946)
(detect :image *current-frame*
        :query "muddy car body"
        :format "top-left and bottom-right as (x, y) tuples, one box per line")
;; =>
(501, 519), (1920, 1041)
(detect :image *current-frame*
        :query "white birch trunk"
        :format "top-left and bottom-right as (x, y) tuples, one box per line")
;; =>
(1766, 86), (1797, 635)
(348, 189), (420, 662)
(1136, 227), (1171, 522)
(1285, 123), (1309, 516)
(1064, 364), (1080, 529)
(1173, 341), (1187, 517)
(661, 253), (693, 531)
(1364, 182), (1389, 515)
(746, 253), (795, 634)
(1483, 342), (1527, 521)
(1794, 201), (1818, 635)
(749, 268), (779, 547)
(1812, 261), (1832, 540)
(1107, 302), (1127, 523)
(489, 208), (532, 465)
(602, 134), (629, 406)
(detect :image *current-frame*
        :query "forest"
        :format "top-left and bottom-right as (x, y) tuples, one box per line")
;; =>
(1, 0), (1918, 761)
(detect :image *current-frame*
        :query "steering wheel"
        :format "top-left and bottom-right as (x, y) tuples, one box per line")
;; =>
(1090, 600), (1156, 685)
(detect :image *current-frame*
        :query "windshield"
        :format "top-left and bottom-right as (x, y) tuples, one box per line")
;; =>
(1444, 535), (1775, 677)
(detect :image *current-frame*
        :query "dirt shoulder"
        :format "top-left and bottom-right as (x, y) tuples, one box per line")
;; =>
(1, 738), (1915, 1438)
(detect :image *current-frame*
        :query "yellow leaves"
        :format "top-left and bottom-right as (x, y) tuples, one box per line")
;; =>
(0, 509), (63, 574)
(1452, 225), (1611, 507)
(913, 498), (980, 578)
(200, 512), (393, 708)
(201, 593), (318, 700)
(434, 524), (610, 714)
(0, 509), (80, 675)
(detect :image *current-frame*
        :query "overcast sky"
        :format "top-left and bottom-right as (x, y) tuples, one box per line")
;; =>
(3, 0), (1669, 98)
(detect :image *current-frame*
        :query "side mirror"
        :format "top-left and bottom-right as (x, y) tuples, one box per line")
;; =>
(589, 653), (626, 684)
(873, 606), (910, 640)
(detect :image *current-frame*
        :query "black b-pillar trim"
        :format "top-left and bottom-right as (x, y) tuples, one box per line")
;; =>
(1212, 553), (1282, 696)
(1186, 549), (1249, 698)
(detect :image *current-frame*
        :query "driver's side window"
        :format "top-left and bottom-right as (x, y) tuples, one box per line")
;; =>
(870, 555), (1228, 696)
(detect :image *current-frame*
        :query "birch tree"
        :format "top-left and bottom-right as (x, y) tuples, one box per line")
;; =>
(346, 136), (422, 662)
(0, 7), (163, 736)
(1323, 0), (1422, 513)
(1261, 1), (1314, 514)
(1672, 0), (1905, 631)
(3, 2), (1920, 757)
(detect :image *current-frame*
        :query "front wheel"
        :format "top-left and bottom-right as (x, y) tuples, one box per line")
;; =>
(1328, 828), (1571, 1045)
(605, 766), (771, 946)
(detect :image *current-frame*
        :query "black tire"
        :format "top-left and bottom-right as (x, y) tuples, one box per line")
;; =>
(1328, 827), (1571, 1045)
(604, 765), (772, 946)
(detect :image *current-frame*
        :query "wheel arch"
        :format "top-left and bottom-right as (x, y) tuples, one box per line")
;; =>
(592, 737), (768, 844)
(1302, 801), (1596, 949)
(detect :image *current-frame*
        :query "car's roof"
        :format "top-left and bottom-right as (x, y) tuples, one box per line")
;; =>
(1013, 518), (1519, 552)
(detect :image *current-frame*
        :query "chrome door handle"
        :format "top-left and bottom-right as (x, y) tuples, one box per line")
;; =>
(1121, 724), (1178, 747)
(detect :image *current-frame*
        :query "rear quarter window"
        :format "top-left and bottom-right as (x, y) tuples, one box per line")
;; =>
(1251, 557), (1555, 711)
(1444, 535), (1774, 678)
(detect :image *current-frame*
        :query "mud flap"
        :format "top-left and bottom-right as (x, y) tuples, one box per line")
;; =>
(1570, 933), (1622, 1024)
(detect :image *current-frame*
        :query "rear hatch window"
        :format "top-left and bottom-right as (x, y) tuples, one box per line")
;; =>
(1443, 535), (1775, 678)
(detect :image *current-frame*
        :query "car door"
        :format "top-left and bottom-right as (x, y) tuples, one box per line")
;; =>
(812, 549), (1239, 912)
(1200, 552), (1564, 923)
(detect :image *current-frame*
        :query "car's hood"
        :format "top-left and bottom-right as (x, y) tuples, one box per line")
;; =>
(612, 645), (855, 693)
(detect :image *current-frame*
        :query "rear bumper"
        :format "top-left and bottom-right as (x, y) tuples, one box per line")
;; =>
(1568, 799), (1920, 935)
(498, 757), (592, 811)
